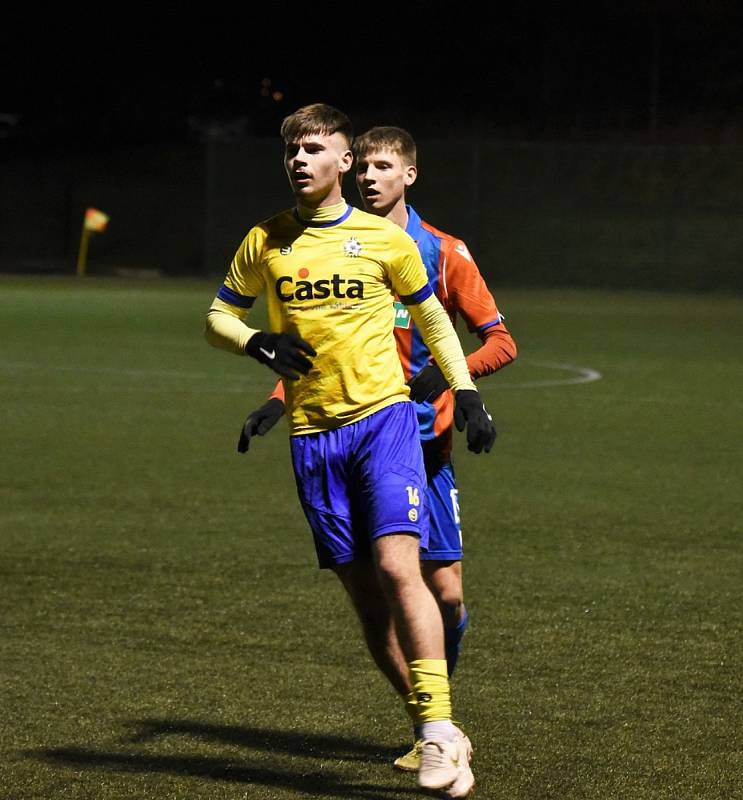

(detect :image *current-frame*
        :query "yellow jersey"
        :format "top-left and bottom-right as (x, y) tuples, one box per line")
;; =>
(218, 203), (432, 435)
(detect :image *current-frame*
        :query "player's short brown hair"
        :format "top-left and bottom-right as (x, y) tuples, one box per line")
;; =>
(280, 103), (353, 148)
(353, 126), (417, 167)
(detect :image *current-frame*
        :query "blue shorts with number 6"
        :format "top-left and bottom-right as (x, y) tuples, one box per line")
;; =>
(290, 402), (429, 569)
(422, 460), (462, 561)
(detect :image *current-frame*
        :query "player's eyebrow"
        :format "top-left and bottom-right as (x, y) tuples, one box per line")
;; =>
(285, 137), (327, 154)
(358, 152), (394, 166)
(300, 135), (327, 147)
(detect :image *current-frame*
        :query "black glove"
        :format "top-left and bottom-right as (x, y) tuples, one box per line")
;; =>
(453, 389), (497, 454)
(407, 363), (449, 403)
(245, 331), (316, 380)
(237, 397), (285, 453)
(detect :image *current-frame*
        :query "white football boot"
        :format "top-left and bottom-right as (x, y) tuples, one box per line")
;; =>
(417, 728), (474, 797)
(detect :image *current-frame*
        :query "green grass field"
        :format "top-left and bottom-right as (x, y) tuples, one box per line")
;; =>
(1, 277), (741, 799)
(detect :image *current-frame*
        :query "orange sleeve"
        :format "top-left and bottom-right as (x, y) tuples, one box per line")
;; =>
(269, 379), (285, 403)
(443, 239), (517, 379)
(466, 323), (517, 379)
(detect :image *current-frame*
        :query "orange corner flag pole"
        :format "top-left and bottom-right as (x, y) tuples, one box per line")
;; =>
(76, 207), (110, 277)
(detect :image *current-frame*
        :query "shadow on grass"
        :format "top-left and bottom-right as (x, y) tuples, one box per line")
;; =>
(125, 718), (401, 762)
(33, 719), (420, 799)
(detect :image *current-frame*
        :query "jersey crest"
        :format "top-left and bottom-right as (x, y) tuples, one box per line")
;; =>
(343, 236), (362, 257)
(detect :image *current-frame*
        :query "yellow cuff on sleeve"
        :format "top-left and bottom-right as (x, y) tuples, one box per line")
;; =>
(204, 297), (260, 355)
(408, 295), (476, 393)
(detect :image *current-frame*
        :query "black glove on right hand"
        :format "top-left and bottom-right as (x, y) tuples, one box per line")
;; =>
(453, 389), (497, 454)
(407, 363), (449, 403)
(237, 397), (285, 453)
(245, 331), (316, 380)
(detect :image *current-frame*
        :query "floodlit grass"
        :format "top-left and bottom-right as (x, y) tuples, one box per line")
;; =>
(1, 277), (741, 799)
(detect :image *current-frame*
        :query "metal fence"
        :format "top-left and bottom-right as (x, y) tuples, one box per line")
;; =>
(3, 139), (743, 291)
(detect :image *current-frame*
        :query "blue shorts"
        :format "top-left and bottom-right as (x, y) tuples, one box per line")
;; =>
(422, 461), (462, 561)
(290, 402), (429, 569)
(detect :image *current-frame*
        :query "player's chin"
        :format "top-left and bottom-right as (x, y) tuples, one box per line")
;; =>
(293, 186), (320, 204)
(363, 195), (388, 212)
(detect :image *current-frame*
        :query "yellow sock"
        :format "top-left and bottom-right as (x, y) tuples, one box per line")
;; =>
(408, 659), (452, 722)
(404, 690), (423, 727)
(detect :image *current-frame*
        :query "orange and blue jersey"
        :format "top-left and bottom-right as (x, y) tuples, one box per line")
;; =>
(394, 205), (516, 457)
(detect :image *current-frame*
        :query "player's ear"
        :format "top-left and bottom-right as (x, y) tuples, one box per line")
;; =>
(339, 149), (353, 174)
(404, 164), (417, 188)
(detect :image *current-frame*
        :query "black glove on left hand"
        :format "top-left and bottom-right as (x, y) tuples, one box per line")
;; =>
(453, 389), (497, 453)
(407, 363), (449, 403)
(237, 397), (285, 453)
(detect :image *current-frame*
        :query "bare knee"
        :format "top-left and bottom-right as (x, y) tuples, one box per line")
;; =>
(422, 562), (464, 627)
(373, 534), (423, 595)
(333, 561), (389, 626)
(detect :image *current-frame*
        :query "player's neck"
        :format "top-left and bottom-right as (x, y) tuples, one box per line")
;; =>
(316, 185), (345, 208)
(296, 182), (345, 212)
(296, 198), (348, 224)
(386, 198), (409, 230)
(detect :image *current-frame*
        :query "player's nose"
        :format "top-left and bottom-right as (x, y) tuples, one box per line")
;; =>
(292, 148), (308, 165)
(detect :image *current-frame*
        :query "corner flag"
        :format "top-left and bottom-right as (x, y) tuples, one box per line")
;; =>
(84, 207), (110, 233)
(77, 207), (110, 276)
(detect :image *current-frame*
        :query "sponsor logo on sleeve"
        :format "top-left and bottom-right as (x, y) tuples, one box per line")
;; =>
(393, 301), (412, 329)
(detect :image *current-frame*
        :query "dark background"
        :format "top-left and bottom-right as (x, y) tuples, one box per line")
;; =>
(3, 2), (743, 289)
(6, 2), (743, 149)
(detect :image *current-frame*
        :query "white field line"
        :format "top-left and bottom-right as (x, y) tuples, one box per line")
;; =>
(499, 361), (603, 389)
(0, 358), (602, 391)
(0, 360), (208, 380)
